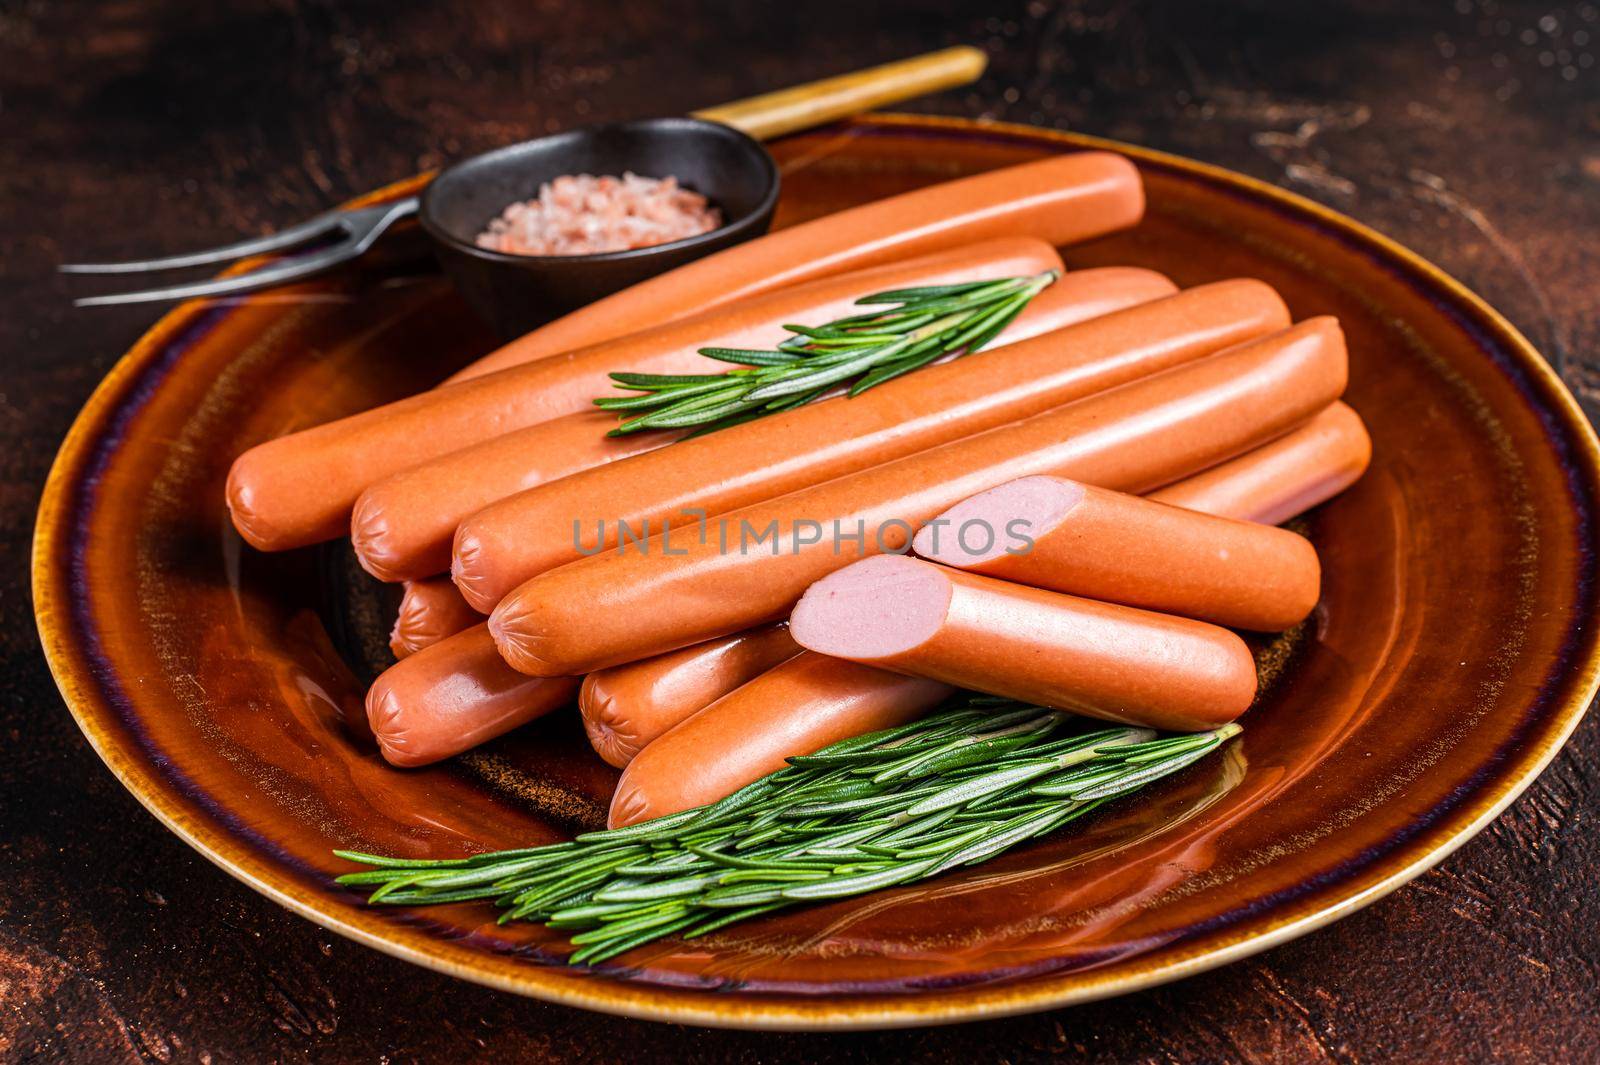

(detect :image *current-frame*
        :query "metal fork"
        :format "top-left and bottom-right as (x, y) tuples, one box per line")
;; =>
(59, 48), (989, 307)
(59, 196), (419, 306)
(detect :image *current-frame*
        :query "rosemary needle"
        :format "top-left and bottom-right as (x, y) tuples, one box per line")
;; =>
(595, 270), (1060, 436)
(336, 699), (1242, 966)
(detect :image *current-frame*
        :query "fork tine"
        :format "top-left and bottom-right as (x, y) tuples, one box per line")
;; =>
(59, 208), (350, 274)
(71, 239), (360, 306)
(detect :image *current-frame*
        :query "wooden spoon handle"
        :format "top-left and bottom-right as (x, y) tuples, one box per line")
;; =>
(692, 46), (988, 141)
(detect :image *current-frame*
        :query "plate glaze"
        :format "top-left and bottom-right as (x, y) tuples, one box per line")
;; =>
(33, 115), (1600, 1029)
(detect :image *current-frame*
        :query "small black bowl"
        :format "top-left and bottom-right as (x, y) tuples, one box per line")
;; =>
(419, 117), (780, 339)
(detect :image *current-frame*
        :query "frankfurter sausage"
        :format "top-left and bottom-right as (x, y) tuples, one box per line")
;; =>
(389, 576), (481, 659)
(366, 624), (578, 767)
(580, 623), (802, 769)
(364, 265), (1177, 585)
(609, 652), (951, 828)
(490, 318), (1348, 676)
(1150, 401), (1371, 524)
(911, 477), (1320, 630)
(353, 412), (676, 581)
(228, 239), (1064, 552)
(449, 152), (1144, 382)
(789, 555), (1257, 731)
(454, 278), (1286, 610)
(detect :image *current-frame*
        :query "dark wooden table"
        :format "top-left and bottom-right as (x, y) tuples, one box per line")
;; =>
(6, 1), (1598, 1060)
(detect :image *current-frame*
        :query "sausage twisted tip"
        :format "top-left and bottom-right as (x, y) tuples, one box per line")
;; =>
(607, 776), (653, 832)
(389, 577), (481, 659)
(487, 598), (567, 677)
(450, 524), (500, 614)
(224, 455), (283, 551)
(351, 492), (405, 583)
(365, 678), (426, 768)
(577, 678), (638, 769)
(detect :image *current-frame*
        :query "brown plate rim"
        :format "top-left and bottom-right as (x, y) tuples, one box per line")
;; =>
(32, 113), (1600, 1030)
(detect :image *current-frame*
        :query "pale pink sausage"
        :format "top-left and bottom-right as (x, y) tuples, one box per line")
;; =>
(489, 318), (1348, 676)
(389, 576), (482, 659)
(454, 277), (1284, 611)
(1150, 401), (1371, 524)
(789, 556), (1257, 732)
(365, 624), (578, 767)
(227, 239), (1064, 552)
(364, 265), (1175, 586)
(579, 623), (802, 769)
(911, 477), (1321, 630)
(449, 152), (1144, 382)
(608, 652), (952, 828)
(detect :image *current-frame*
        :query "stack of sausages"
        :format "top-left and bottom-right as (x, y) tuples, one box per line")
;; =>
(224, 152), (1372, 830)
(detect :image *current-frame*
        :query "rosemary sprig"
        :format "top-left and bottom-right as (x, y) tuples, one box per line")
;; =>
(596, 271), (1061, 436)
(336, 699), (1241, 966)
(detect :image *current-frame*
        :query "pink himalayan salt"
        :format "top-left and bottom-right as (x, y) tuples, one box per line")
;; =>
(474, 172), (722, 256)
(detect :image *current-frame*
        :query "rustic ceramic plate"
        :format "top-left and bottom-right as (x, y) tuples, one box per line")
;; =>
(34, 115), (1600, 1030)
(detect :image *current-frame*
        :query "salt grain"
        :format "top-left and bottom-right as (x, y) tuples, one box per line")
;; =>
(474, 172), (722, 256)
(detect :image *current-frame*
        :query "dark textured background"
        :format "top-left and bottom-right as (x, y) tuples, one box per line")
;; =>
(5, 1), (1598, 1060)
